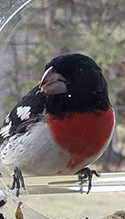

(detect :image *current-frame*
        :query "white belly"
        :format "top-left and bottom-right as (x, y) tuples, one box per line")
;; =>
(0, 122), (71, 175)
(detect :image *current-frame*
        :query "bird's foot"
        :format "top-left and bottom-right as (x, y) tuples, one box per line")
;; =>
(10, 167), (25, 197)
(78, 167), (100, 194)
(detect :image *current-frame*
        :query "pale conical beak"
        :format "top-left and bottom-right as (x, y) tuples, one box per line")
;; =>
(39, 66), (68, 95)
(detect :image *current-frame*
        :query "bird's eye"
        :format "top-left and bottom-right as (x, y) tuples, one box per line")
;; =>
(79, 68), (83, 72)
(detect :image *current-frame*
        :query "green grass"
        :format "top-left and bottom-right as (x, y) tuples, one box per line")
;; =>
(21, 192), (125, 218)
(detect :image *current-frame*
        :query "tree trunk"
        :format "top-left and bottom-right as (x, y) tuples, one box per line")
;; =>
(44, 0), (56, 38)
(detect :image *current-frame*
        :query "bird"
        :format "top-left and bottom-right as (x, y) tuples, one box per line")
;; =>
(15, 201), (24, 219)
(0, 53), (115, 195)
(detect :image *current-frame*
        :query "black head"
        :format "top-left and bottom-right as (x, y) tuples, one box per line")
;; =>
(41, 53), (110, 116)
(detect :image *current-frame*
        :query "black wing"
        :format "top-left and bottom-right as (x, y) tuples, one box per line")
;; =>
(0, 85), (46, 143)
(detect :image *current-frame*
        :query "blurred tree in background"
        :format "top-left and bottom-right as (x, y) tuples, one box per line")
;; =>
(0, 0), (125, 171)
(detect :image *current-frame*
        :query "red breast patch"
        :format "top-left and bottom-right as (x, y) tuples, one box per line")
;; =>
(46, 106), (114, 171)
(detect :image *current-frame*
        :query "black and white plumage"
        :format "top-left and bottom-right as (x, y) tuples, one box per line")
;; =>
(0, 85), (45, 140)
(0, 84), (48, 174)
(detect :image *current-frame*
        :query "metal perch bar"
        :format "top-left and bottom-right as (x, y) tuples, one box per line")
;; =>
(1, 172), (125, 195)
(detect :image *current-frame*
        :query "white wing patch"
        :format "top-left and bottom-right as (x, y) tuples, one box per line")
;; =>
(17, 106), (31, 121)
(0, 121), (12, 138)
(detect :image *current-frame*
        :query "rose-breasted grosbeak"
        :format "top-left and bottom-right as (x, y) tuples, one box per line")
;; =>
(0, 53), (115, 195)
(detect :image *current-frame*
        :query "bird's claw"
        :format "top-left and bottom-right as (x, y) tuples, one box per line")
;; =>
(10, 167), (25, 197)
(78, 167), (100, 194)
